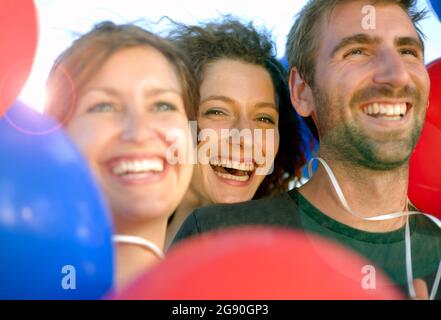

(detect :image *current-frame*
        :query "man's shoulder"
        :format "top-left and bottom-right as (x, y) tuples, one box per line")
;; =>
(414, 213), (441, 240)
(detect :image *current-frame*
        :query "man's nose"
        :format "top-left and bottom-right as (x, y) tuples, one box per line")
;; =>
(372, 49), (411, 89)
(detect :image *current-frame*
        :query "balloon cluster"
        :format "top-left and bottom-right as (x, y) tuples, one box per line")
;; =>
(0, 0), (440, 300)
(0, 0), (38, 117)
(116, 227), (402, 300)
(0, 102), (114, 299)
(0, 0), (114, 299)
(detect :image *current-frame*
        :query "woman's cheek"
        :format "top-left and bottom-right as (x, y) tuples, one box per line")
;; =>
(257, 128), (279, 176)
(157, 120), (194, 166)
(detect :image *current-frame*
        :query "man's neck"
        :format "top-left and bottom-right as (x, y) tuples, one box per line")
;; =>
(299, 157), (410, 233)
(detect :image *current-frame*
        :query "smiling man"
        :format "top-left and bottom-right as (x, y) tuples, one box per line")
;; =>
(288, 1), (430, 231)
(172, 0), (441, 299)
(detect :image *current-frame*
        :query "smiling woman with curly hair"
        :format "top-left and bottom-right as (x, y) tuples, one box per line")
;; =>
(166, 16), (315, 246)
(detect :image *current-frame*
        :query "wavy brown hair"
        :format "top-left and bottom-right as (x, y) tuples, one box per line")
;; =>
(45, 21), (199, 124)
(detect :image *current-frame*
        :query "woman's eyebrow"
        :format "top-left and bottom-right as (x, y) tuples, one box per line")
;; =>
(82, 87), (182, 98)
(200, 95), (235, 105)
(83, 87), (119, 96)
(143, 88), (182, 97)
(255, 102), (277, 110)
(200, 96), (276, 110)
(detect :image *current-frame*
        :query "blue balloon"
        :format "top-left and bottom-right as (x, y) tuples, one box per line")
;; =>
(0, 101), (114, 299)
(429, 0), (441, 22)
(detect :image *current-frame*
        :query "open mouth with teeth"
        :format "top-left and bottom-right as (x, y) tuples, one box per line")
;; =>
(111, 159), (165, 178)
(209, 158), (256, 182)
(362, 102), (411, 120)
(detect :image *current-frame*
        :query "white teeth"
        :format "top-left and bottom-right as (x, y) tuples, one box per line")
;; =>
(209, 158), (255, 172)
(386, 105), (394, 116)
(381, 116), (402, 121)
(373, 103), (380, 114)
(363, 102), (407, 118)
(214, 171), (250, 182)
(111, 159), (164, 175)
(401, 104), (406, 115)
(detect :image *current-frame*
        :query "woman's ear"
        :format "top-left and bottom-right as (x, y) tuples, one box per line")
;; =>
(289, 67), (314, 117)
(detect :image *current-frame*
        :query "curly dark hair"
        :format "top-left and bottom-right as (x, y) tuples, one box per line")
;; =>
(168, 16), (315, 198)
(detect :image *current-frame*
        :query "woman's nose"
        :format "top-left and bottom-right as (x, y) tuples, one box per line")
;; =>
(120, 110), (159, 143)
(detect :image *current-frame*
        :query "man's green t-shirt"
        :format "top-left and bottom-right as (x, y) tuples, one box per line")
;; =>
(172, 189), (441, 299)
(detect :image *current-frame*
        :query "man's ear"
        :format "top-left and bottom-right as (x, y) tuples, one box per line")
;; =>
(289, 67), (314, 117)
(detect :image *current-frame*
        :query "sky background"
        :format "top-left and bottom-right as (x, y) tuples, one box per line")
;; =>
(20, 0), (441, 112)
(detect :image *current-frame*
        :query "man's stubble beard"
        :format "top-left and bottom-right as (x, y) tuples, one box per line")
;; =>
(311, 83), (426, 172)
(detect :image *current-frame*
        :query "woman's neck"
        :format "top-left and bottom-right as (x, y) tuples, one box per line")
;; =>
(114, 216), (167, 293)
(165, 186), (211, 249)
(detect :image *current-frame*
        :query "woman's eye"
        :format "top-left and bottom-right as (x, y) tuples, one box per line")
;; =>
(88, 103), (115, 113)
(154, 102), (177, 112)
(256, 115), (276, 125)
(203, 109), (227, 116)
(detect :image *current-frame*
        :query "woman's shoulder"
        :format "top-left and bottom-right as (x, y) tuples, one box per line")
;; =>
(171, 192), (300, 246)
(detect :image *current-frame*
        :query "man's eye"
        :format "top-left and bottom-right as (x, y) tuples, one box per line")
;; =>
(88, 103), (114, 113)
(344, 48), (365, 58)
(400, 48), (418, 57)
(154, 102), (177, 112)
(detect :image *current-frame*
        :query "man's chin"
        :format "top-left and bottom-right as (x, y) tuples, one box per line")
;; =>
(355, 152), (411, 171)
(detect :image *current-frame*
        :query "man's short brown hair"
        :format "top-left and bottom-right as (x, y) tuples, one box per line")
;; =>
(286, 0), (428, 87)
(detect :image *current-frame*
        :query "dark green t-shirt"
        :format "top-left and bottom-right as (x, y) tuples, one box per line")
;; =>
(172, 189), (441, 299)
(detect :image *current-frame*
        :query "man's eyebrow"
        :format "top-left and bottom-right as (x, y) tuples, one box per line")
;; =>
(330, 33), (380, 58)
(395, 36), (424, 53)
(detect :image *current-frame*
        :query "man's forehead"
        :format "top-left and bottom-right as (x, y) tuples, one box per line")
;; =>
(320, 1), (420, 47)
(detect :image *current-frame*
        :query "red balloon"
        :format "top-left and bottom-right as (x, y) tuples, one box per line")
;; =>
(409, 58), (441, 218)
(117, 227), (403, 300)
(0, 0), (38, 117)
